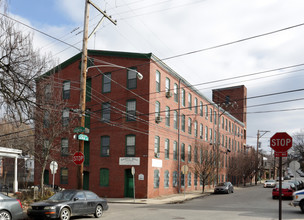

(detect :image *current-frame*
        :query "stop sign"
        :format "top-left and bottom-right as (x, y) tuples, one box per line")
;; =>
(73, 151), (85, 165)
(270, 132), (292, 152)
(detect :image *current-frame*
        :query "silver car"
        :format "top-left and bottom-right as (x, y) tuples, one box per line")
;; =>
(214, 182), (234, 194)
(0, 192), (24, 220)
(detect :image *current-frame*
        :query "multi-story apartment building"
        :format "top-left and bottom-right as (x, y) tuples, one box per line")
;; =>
(35, 50), (247, 198)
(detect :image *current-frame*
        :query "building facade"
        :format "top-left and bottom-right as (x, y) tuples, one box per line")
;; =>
(35, 50), (247, 198)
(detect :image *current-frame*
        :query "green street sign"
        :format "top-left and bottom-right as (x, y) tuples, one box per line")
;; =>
(73, 127), (90, 133)
(78, 134), (89, 141)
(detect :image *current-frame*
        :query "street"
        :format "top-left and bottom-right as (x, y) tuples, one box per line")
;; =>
(83, 183), (303, 220)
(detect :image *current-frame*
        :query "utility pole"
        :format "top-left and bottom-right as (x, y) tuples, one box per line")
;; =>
(78, 0), (117, 189)
(255, 130), (270, 185)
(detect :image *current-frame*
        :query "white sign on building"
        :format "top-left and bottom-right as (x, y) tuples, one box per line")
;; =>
(152, 159), (162, 168)
(119, 157), (140, 166)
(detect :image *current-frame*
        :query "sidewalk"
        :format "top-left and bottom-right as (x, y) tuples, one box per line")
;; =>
(107, 189), (213, 205)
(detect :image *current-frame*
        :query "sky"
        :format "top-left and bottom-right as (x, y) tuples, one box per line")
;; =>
(5, 0), (304, 154)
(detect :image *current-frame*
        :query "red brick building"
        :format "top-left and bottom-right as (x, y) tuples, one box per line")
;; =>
(35, 50), (247, 198)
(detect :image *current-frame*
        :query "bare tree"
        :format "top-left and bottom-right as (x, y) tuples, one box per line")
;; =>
(292, 131), (304, 166)
(0, 0), (51, 124)
(34, 75), (78, 195)
(189, 142), (218, 193)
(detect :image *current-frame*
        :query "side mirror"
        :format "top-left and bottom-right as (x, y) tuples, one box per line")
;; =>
(73, 197), (79, 201)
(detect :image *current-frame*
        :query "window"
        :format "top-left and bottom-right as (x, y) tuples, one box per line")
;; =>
(165, 139), (169, 159)
(154, 170), (160, 188)
(194, 173), (198, 186)
(188, 145), (192, 162)
(173, 141), (177, 160)
(205, 126), (208, 141)
(173, 171), (178, 187)
(126, 135), (135, 156)
(43, 140), (49, 156)
(84, 142), (90, 166)
(181, 173), (185, 187)
(225, 119), (228, 130)
(188, 93), (192, 110)
(86, 77), (91, 102)
(194, 146), (198, 163)
(60, 168), (68, 184)
(165, 77), (170, 92)
(174, 83), (178, 102)
(101, 102), (111, 122)
(155, 101), (160, 118)
(181, 89), (185, 106)
(188, 118), (192, 134)
(62, 108), (69, 127)
(126, 100), (136, 121)
(127, 68), (137, 89)
(205, 105), (208, 119)
(102, 73), (111, 93)
(165, 106), (170, 126)
(63, 81), (70, 100)
(210, 108), (213, 122)
(194, 98), (198, 114)
(61, 138), (68, 156)
(200, 148), (203, 164)
(194, 121), (198, 137)
(156, 70), (160, 92)
(85, 109), (90, 129)
(100, 168), (109, 187)
(43, 111), (50, 128)
(214, 111), (217, 124)
(181, 143), (185, 161)
(222, 117), (225, 129)
(229, 121), (231, 133)
(164, 170), (169, 188)
(101, 136), (110, 157)
(200, 101), (203, 116)
(200, 123), (203, 139)
(188, 172), (191, 187)
(44, 84), (51, 100)
(154, 136), (160, 158)
(181, 114), (185, 132)
(209, 128), (213, 142)
(173, 111), (178, 129)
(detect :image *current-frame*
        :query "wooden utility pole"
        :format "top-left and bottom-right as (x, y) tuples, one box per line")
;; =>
(78, 0), (117, 189)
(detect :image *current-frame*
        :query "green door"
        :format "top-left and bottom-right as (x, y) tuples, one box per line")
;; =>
(84, 142), (90, 166)
(83, 171), (89, 190)
(44, 170), (49, 185)
(124, 169), (133, 197)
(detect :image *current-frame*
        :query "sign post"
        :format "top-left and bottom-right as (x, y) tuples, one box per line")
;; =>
(270, 132), (293, 220)
(131, 166), (135, 203)
(50, 161), (58, 190)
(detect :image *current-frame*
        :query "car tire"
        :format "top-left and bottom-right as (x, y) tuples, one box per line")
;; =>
(0, 210), (11, 220)
(272, 196), (276, 199)
(300, 201), (304, 214)
(94, 205), (103, 218)
(60, 207), (71, 220)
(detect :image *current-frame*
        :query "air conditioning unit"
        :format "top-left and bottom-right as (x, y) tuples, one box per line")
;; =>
(155, 152), (160, 158)
(155, 116), (162, 123)
(165, 91), (172, 98)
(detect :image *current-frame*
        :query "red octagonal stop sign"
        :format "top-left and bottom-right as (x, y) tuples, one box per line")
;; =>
(270, 132), (292, 152)
(73, 151), (85, 165)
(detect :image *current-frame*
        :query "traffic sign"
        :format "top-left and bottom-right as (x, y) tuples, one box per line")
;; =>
(73, 127), (90, 133)
(73, 151), (85, 165)
(50, 161), (58, 174)
(274, 152), (288, 157)
(270, 132), (292, 152)
(78, 134), (89, 141)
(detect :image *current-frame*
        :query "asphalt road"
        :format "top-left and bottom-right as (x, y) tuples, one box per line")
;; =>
(71, 181), (304, 220)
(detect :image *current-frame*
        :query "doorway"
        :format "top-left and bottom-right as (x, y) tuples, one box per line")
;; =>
(124, 169), (133, 197)
(83, 171), (89, 190)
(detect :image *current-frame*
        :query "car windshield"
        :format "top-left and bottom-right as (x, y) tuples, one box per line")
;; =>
(48, 191), (75, 201)
(266, 180), (275, 182)
(217, 183), (226, 186)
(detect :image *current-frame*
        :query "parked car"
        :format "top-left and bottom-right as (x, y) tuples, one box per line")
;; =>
(276, 177), (284, 182)
(290, 189), (304, 213)
(272, 182), (295, 199)
(0, 192), (24, 220)
(264, 180), (276, 188)
(214, 182), (234, 194)
(27, 189), (108, 220)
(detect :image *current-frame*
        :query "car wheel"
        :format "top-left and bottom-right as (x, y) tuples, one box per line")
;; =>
(272, 196), (276, 199)
(300, 201), (304, 214)
(0, 210), (11, 220)
(60, 207), (71, 220)
(94, 205), (103, 218)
